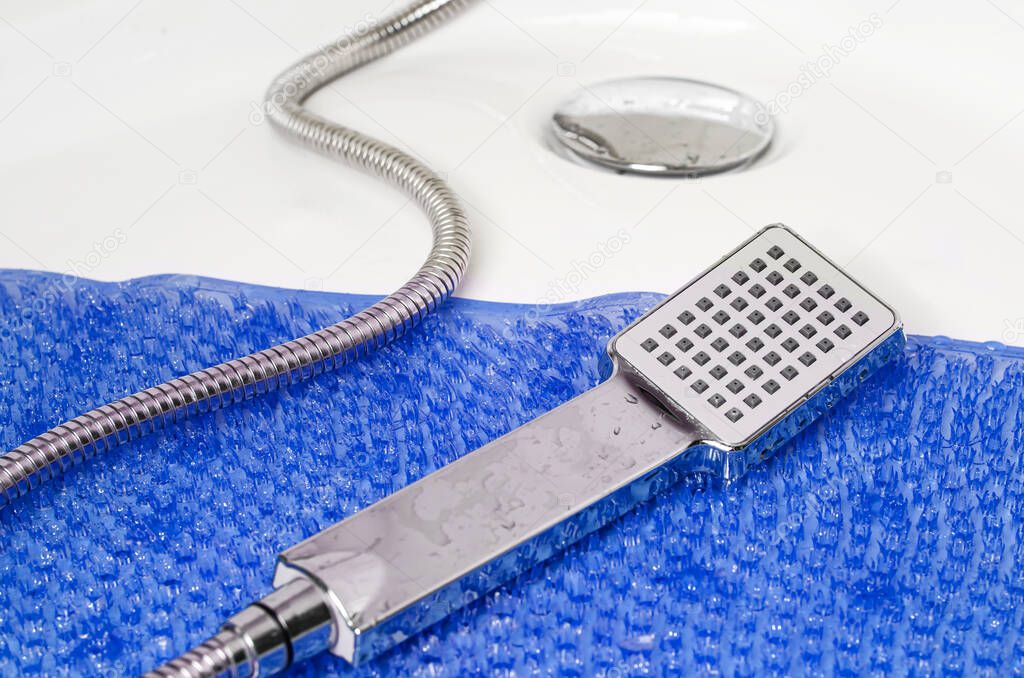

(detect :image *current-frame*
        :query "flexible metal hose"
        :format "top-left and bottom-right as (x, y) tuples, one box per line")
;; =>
(144, 632), (242, 678)
(0, 0), (474, 511)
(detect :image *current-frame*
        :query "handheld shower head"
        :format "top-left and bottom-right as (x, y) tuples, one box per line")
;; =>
(147, 225), (905, 675)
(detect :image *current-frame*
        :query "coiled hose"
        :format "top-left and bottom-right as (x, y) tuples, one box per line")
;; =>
(0, 0), (475, 510)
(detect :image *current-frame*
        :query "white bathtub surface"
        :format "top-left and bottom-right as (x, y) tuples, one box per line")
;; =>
(1, 0), (1022, 342)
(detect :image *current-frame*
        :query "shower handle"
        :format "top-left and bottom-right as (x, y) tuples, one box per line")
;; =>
(147, 373), (701, 676)
(273, 371), (699, 666)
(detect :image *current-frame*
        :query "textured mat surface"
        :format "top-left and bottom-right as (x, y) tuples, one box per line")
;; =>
(1, 271), (1023, 677)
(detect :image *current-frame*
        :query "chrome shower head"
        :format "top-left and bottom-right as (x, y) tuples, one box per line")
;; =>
(148, 225), (905, 675)
(611, 223), (903, 477)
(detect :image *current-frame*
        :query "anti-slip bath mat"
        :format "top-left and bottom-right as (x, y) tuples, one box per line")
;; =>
(1, 271), (1023, 676)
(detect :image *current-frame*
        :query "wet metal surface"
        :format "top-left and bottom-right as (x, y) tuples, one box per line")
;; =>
(551, 77), (774, 177)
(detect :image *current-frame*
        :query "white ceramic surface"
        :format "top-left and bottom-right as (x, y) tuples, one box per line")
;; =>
(1, 0), (1022, 343)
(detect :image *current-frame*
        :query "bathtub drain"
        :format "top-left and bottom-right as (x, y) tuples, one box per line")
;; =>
(550, 77), (774, 177)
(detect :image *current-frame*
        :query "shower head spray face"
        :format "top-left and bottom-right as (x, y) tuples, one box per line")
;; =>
(156, 225), (904, 676)
(611, 224), (902, 474)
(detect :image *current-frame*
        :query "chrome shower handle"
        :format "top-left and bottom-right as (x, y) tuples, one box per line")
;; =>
(145, 373), (702, 676)
(273, 371), (701, 664)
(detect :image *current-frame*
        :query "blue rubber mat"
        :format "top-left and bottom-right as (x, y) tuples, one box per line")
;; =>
(1, 271), (1023, 676)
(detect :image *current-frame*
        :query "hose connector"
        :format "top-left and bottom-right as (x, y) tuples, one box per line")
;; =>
(145, 579), (333, 678)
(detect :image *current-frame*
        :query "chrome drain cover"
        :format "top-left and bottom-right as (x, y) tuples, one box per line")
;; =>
(551, 77), (774, 177)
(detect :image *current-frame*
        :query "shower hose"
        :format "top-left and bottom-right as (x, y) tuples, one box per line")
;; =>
(0, 0), (475, 508)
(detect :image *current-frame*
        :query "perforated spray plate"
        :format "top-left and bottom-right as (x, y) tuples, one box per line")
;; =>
(614, 226), (897, 446)
(1, 271), (1023, 676)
